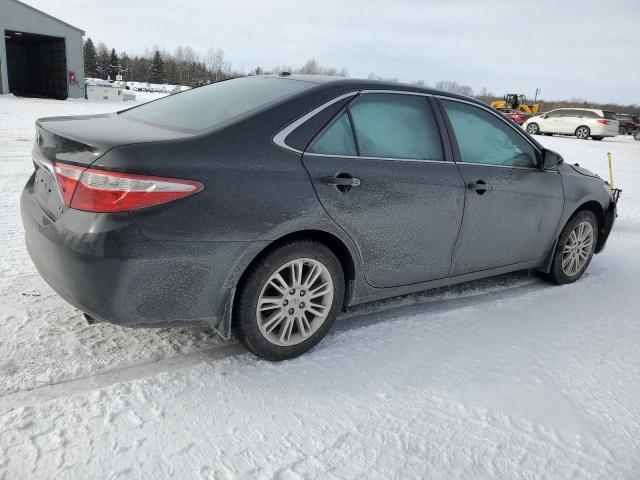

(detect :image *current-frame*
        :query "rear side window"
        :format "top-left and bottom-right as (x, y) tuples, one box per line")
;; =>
(603, 111), (617, 120)
(121, 77), (313, 132)
(308, 112), (357, 156)
(309, 93), (443, 161)
(349, 94), (443, 160)
(442, 100), (537, 168)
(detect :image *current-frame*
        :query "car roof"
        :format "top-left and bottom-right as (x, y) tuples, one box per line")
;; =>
(260, 74), (476, 102)
(552, 107), (603, 114)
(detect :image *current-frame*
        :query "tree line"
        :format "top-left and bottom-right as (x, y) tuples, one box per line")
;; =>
(83, 39), (638, 114)
(82, 38), (348, 87)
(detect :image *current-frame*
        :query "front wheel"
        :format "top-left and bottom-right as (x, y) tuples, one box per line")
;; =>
(619, 125), (627, 135)
(538, 211), (598, 285)
(233, 240), (345, 361)
(526, 123), (540, 135)
(575, 126), (590, 139)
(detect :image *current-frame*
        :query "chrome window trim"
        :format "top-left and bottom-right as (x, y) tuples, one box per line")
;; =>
(456, 161), (558, 173)
(273, 89), (545, 172)
(304, 152), (455, 165)
(272, 91), (359, 153)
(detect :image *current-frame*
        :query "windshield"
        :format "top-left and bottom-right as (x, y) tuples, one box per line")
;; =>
(121, 77), (314, 132)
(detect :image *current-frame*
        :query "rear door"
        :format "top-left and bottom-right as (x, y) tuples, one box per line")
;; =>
(438, 98), (564, 275)
(302, 92), (465, 288)
(556, 109), (581, 134)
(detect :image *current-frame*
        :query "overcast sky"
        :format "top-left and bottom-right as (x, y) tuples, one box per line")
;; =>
(27, 0), (639, 104)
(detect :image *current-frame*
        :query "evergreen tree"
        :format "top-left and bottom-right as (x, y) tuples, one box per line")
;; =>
(119, 52), (131, 81)
(107, 48), (119, 80)
(83, 38), (98, 78)
(148, 50), (165, 83)
(96, 42), (110, 80)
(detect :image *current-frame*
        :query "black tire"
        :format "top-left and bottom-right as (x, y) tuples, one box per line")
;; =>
(619, 125), (627, 135)
(233, 240), (345, 361)
(575, 126), (590, 140)
(592, 136), (603, 141)
(526, 123), (539, 135)
(537, 210), (598, 285)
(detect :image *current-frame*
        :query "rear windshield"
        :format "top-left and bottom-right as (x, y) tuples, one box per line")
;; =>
(603, 111), (617, 120)
(121, 77), (313, 132)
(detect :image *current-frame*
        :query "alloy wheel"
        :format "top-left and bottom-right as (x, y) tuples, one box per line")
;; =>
(576, 127), (590, 139)
(256, 258), (334, 346)
(526, 123), (539, 134)
(561, 221), (594, 276)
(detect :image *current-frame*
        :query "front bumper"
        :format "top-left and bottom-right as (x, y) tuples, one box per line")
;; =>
(20, 174), (264, 329)
(596, 188), (621, 253)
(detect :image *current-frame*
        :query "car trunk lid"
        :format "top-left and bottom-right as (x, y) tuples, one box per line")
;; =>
(32, 114), (194, 221)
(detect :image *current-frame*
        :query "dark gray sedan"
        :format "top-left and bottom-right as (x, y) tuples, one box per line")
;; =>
(20, 75), (619, 360)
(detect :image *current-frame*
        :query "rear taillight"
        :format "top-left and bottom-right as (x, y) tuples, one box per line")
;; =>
(597, 119), (609, 125)
(52, 162), (203, 213)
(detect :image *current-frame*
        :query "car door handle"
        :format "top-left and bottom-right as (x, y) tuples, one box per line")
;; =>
(322, 176), (361, 187)
(467, 180), (492, 194)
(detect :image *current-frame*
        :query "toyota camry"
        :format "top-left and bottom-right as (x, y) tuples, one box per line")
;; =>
(21, 75), (619, 360)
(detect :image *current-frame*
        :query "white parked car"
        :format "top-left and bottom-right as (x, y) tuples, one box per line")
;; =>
(523, 108), (619, 140)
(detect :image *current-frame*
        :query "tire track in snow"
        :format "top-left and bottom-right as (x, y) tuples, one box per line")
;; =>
(0, 279), (545, 411)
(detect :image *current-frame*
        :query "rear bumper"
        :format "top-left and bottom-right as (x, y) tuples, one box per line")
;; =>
(21, 174), (265, 328)
(590, 124), (618, 137)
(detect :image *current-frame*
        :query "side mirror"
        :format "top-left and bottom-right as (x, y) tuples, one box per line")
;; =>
(543, 149), (562, 170)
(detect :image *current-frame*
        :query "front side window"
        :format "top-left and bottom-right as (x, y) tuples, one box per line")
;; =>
(546, 110), (563, 118)
(442, 100), (537, 168)
(308, 93), (443, 161)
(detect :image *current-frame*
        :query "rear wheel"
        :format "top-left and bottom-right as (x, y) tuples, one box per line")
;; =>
(619, 125), (628, 135)
(233, 240), (345, 361)
(538, 210), (598, 285)
(526, 123), (539, 135)
(575, 126), (590, 140)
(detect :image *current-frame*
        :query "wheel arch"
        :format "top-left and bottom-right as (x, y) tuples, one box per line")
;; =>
(569, 200), (607, 251)
(539, 199), (607, 274)
(233, 229), (359, 311)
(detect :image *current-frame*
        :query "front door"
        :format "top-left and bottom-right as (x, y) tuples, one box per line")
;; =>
(439, 99), (564, 275)
(302, 92), (466, 288)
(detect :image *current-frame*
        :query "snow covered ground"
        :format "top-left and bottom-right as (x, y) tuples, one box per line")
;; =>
(0, 93), (639, 479)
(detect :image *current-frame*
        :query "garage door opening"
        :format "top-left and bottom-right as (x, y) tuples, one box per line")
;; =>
(5, 30), (68, 100)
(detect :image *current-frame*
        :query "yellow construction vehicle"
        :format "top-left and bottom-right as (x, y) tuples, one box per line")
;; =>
(491, 93), (541, 114)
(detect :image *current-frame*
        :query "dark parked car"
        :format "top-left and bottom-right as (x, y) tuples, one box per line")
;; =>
(615, 113), (639, 135)
(21, 75), (620, 360)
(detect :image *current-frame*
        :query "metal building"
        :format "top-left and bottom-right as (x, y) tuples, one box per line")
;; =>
(0, 0), (84, 99)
